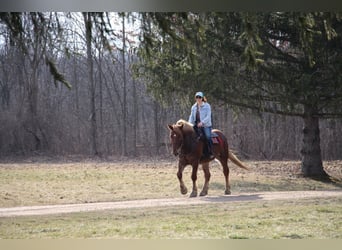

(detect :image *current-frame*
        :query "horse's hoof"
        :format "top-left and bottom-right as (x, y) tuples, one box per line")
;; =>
(225, 190), (231, 195)
(200, 190), (208, 196)
(180, 187), (188, 195)
(189, 191), (197, 198)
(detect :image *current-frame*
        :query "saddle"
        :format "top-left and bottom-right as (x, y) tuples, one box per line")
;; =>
(194, 125), (220, 144)
(211, 132), (220, 144)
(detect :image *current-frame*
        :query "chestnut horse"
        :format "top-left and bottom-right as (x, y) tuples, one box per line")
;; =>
(168, 119), (248, 197)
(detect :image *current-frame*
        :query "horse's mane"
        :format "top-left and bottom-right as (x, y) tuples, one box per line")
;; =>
(176, 119), (195, 134)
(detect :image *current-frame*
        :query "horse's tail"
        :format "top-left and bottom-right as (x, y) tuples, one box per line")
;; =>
(228, 150), (249, 170)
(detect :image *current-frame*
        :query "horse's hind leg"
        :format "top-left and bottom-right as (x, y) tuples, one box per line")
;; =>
(219, 157), (231, 195)
(177, 161), (188, 195)
(200, 162), (210, 196)
(190, 163), (199, 197)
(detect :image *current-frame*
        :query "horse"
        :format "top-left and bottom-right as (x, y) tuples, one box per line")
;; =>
(167, 119), (248, 197)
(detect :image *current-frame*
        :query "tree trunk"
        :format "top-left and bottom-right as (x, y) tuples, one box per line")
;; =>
(153, 100), (160, 154)
(130, 52), (137, 157)
(72, 51), (81, 152)
(84, 12), (98, 155)
(122, 13), (128, 156)
(98, 49), (104, 154)
(27, 67), (41, 151)
(301, 104), (329, 179)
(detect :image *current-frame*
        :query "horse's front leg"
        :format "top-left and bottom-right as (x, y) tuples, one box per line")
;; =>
(177, 160), (188, 195)
(190, 162), (199, 197)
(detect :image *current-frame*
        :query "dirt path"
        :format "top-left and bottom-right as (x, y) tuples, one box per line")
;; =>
(0, 190), (341, 218)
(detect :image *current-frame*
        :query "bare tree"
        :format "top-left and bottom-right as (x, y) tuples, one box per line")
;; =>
(83, 12), (98, 155)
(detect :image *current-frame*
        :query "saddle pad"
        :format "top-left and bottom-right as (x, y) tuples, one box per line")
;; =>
(212, 137), (219, 144)
(211, 132), (219, 137)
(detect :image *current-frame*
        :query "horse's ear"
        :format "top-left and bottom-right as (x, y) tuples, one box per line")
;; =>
(167, 124), (173, 131)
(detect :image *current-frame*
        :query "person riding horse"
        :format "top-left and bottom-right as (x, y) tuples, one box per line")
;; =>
(168, 119), (249, 197)
(188, 91), (214, 161)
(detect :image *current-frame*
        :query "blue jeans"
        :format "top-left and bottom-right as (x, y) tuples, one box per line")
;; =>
(202, 127), (212, 142)
(203, 126), (212, 154)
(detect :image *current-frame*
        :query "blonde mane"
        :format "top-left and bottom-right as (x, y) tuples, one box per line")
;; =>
(176, 119), (194, 133)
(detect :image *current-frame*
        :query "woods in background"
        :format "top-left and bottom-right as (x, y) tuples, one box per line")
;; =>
(0, 12), (341, 163)
(1, 44), (341, 160)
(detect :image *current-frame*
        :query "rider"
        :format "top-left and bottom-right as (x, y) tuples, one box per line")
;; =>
(188, 91), (214, 161)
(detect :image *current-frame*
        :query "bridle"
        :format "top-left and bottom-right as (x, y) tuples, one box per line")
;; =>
(170, 128), (184, 156)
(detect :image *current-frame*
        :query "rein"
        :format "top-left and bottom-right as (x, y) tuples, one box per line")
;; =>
(177, 128), (198, 157)
(169, 120), (200, 157)
(175, 140), (184, 156)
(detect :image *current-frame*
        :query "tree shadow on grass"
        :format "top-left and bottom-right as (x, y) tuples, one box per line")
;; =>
(210, 180), (295, 193)
(297, 172), (342, 189)
(210, 178), (342, 193)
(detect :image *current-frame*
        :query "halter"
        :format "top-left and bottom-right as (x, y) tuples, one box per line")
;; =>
(172, 129), (199, 157)
(170, 129), (184, 156)
(169, 120), (198, 157)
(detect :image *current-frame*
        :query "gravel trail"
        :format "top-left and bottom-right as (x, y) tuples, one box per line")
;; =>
(0, 190), (341, 217)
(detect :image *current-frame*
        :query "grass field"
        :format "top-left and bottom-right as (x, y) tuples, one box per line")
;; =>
(0, 197), (341, 239)
(0, 157), (341, 239)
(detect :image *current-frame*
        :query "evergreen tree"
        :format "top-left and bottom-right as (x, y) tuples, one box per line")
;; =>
(137, 12), (342, 179)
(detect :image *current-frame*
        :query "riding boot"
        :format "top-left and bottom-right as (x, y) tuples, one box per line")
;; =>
(201, 141), (214, 162)
(207, 140), (214, 160)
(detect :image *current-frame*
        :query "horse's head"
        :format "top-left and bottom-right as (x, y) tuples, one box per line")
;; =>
(167, 122), (185, 156)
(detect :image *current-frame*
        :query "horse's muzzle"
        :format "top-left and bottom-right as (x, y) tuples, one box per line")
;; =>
(173, 147), (181, 156)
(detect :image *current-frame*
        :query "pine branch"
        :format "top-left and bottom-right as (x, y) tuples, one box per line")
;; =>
(45, 57), (72, 89)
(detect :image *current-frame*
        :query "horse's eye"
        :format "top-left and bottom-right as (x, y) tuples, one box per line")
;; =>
(173, 134), (177, 138)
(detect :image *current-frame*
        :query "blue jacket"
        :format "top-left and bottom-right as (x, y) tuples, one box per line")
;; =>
(188, 102), (212, 127)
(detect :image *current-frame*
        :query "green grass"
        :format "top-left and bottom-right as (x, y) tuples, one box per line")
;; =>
(0, 161), (179, 207)
(0, 197), (341, 239)
(0, 160), (340, 207)
(0, 159), (341, 239)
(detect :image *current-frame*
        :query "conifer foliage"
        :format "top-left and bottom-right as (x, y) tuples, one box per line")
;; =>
(137, 12), (342, 178)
